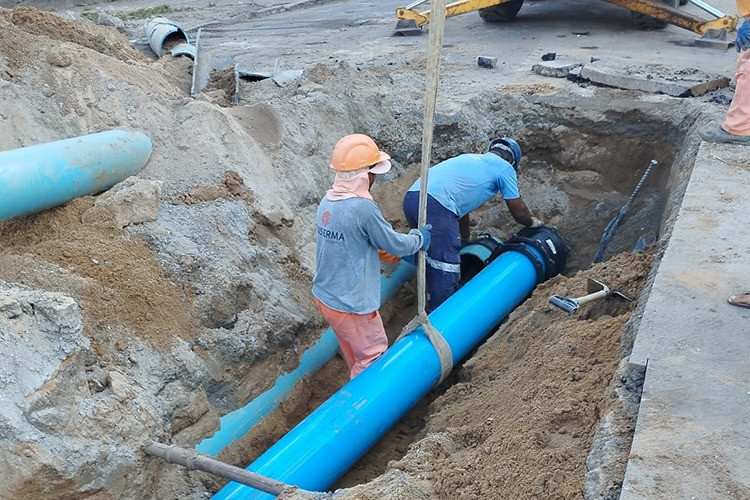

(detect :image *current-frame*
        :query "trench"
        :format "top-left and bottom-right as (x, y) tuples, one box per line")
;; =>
(206, 97), (691, 497)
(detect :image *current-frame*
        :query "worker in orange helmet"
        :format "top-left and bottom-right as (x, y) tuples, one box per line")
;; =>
(702, 0), (750, 144)
(313, 134), (432, 379)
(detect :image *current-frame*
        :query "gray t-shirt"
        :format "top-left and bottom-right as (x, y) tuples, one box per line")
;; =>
(313, 197), (422, 314)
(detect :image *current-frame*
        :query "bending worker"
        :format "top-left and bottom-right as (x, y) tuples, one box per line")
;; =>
(403, 137), (542, 312)
(313, 134), (431, 379)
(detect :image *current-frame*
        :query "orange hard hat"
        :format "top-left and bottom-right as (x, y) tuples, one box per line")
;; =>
(330, 134), (391, 173)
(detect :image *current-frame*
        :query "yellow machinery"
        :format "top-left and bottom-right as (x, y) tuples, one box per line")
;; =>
(395, 0), (738, 36)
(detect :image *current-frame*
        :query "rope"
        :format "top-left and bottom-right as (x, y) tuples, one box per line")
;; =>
(400, 0), (454, 384)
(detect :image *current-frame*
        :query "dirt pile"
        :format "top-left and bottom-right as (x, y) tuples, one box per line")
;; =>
(5, 7), (146, 62)
(298, 251), (653, 500)
(0, 198), (196, 349)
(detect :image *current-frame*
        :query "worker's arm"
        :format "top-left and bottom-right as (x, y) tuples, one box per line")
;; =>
(505, 198), (537, 227)
(364, 208), (423, 257)
(458, 215), (471, 242)
(496, 168), (542, 228)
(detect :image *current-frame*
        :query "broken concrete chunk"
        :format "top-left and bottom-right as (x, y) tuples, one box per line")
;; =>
(532, 60), (583, 78)
(567, 66), (584, 81)
(579, 61), (729, 97)
(92, 176), (162, 229)
(477, 56), (498, 69)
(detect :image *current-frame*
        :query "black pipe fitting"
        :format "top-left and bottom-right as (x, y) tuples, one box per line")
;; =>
(459, 234), (503, 286)
(489, 225), (570, 283)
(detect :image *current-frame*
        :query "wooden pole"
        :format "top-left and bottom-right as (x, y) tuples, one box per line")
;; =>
(145, 442), (298, 496)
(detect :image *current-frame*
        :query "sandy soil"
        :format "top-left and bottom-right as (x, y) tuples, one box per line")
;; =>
(0, 2), (718, 499)
(0, 198), (197, 349)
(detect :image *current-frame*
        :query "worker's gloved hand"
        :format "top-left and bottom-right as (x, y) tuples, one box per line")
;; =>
(378, 249), (400, 264)
(738, 20), (750, 53)
(417, 224), (432, 250)
(529, 217), (545, 229)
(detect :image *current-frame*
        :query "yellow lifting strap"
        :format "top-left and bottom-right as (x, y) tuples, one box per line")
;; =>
(398, 0), (454, 385)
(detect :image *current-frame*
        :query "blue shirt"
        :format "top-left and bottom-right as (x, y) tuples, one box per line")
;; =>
(313, 197), (423, 314)
(407, 153), (520, 217)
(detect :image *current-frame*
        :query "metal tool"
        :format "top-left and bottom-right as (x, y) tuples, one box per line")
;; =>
(687, 0), (724, 19)
(592, 159), (657, 265)
(548, 278), (632, 314)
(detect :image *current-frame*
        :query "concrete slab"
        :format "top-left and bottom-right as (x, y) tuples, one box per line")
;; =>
(580, 61), (730, 97)
(532, 60), (583, 78)
(622, 142), (750, 499)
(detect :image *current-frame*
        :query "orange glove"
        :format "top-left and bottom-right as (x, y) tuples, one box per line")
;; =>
(378, 249), (400, 263)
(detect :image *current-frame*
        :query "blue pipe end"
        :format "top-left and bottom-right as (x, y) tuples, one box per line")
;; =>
(0, 130), (152, 220)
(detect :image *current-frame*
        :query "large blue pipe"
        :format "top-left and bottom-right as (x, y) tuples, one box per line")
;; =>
(214, 232), (565, 499)
(197, 261), (416, 456)
(0, 130), (152, 220)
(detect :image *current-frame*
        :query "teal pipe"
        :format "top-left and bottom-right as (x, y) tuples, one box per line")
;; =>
(196, 261), (416, 457)
(0, 130), (152, 220)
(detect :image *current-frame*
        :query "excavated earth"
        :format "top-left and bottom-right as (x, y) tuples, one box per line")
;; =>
(0, 3), (734, 500)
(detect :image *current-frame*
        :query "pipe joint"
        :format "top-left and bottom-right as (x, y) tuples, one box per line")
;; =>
(459, 234), (503, 285)
(491, 226), (570, 283)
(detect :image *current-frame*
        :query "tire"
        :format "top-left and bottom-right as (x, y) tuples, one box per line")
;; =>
(479, 0), (524, 22)
(632, 0), (679, 30)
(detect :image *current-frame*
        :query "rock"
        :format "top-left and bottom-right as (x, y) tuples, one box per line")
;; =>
(532, 60), (583, 78)
(87, 365), (109, 393)
(96, 12), (125, 30)
(567, 66), (584, 82)
(0, 296), (22, 319)
(47, 51), (72, 68)
(0, 284), (86, 395)
(107, 371), (134, 402)
(91, 176), (162, 229)
(477, 56), (498, 69)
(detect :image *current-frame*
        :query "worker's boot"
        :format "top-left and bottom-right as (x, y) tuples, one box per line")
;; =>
(700, 126), (750, 145)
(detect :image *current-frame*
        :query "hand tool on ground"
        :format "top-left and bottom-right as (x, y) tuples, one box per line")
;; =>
(548, 278), (632, 314)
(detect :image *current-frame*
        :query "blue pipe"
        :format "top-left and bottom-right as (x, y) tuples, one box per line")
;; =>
(214, 245), (548, 499)
(0, 130), (152, 221)
(197, 261), (416, 457)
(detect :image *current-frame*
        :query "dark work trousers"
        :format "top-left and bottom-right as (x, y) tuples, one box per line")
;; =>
(403, 191), (461, 312)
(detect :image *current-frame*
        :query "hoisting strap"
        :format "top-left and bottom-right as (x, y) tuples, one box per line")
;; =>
(399, 0), (453, 385)
(399, 311), (453, 383)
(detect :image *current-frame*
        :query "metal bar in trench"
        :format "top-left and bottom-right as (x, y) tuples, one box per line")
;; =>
(145, 442), (299, 496)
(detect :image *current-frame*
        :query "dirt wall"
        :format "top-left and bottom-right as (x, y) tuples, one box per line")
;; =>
(0, 6), (712, 499)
